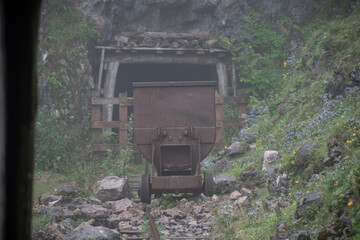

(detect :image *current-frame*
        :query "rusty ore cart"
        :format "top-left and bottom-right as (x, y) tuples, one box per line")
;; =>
(133, 81), (216, 203)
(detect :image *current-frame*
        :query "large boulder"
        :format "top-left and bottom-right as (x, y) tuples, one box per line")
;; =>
(214, 174), (237, 194)
(227, 141), (249, 157)
(94, 176), (133, 202)
(295, 191), (321, 219)
(64, 226), (120, 240)
(294, 142), (316, 169)
(317, 215), (354, 240)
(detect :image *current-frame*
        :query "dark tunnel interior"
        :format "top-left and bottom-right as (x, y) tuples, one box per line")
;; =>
(114, 63), (218, 97)
(112, 63), (218, 121)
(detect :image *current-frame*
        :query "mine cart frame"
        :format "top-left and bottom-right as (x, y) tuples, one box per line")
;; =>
(133, 82), (216, 203)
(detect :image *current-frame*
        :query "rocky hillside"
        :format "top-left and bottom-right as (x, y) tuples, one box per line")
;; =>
(34, 0), (360, 239)
(202, 3), (360, 239)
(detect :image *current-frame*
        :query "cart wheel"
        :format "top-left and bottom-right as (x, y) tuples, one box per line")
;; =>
(203, 172), (214, 197)
(140, 174), (151, 204)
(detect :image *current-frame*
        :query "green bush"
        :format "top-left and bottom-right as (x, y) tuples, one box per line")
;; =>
(221, 10), (291, 99)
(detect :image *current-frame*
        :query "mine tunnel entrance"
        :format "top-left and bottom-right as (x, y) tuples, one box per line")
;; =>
(112, 63), (218, 121)
(115, 63), (218, 97)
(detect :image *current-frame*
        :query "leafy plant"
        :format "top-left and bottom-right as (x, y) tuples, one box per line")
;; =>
(221, 10), (291, 99)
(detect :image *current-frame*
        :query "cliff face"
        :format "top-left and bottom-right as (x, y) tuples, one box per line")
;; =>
(78, 0), (321, 42)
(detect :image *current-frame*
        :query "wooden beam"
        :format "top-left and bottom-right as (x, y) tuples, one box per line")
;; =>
(216, 63), (228, 96)
(92, 97), (134, 106)
(104, 54), (230, 65)
(97, 48), (105, 90)
(91, 91), (102, 144)
(96, 46), (227, 53)
(103, 32), (213, 39)
(119, 92), (128, 147)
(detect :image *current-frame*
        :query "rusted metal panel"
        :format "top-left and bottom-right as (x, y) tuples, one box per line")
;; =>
(133, 81), (215, 193)
(133, 81), (216, 162)
(152, 176), (202, 190)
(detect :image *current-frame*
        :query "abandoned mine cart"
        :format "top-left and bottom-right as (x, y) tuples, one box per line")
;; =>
(133, 81), (215, 203)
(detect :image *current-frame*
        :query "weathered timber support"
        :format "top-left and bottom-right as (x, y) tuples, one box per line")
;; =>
(214, 97), (224, 150)
(119, 92), (128, 147)
(92, 90), (101, 143)
(216, 62), (228, 96)
(231, 61), (237, 96)
(103, 61), (119, 131)
(97, 48), (105, 90)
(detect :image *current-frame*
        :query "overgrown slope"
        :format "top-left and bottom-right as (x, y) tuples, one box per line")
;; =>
(214, 3), (360, 239)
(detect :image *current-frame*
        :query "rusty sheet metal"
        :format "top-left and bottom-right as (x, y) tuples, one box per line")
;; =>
(133, 81), (216, 162)
(152, 175), (202, 190)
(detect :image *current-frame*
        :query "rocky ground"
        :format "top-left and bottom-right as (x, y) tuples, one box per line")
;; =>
(32, 137), (356, 239)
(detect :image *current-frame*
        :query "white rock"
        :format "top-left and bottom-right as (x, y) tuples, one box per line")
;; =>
(262, 150), (281, 176)
(94, 176), (133, 202)
(234, 196), (249, 209)
(211, 194), (219, 201)
(229, 190), (242, 200)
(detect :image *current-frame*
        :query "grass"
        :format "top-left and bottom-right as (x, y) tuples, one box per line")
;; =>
(214, 4), (360, 239)
(32, 170), (75, 204)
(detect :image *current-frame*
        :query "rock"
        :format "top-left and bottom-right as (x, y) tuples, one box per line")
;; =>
(57, 218), (77, 235)
(56, 186), (79, 197)
(64, 226), (120, 240)
(294, 142), (316, 169)
(164, 209), (186, 220)
(211, 194), (219, 201)
(239, 170), (265, 188)
(79, 204), (109, 221)
(214, 174), (236, 194)
(262, 198), (288, 212)
(192, 206), (203, 216)
(262, 150), (281, 176)
(323, 138), (342, 167)
(39, 193), (61, 205)
(270, 224), (316, 240)
(240, 187), (252, 196)
(139, 36), (155, 47)
(268, 168), (290, 197)
(106, 215), (121, 229)
(288, 26), (305, 56)
(295, 191), (321, 219)
(317, 215), (354, 240)
(229, 190), (242, 200)
(227, 141), (249, 157)
(110, 198), (135, 213)
(118, 208), (145, 221)
(177, 198), (192, 214)
(233, 196), (249, 210)
(94, 176), (133, 202)
(72, 219), (95, 233)
(325, 74), (345, 97)
(349, 68), (360, 83)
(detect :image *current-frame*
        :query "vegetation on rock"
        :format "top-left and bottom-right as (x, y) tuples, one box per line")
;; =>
(214, 2), (360, 239)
